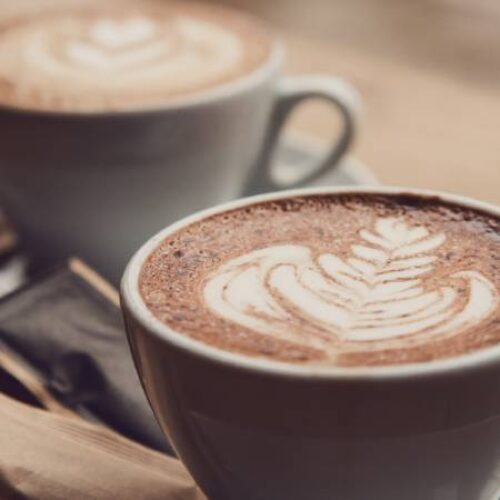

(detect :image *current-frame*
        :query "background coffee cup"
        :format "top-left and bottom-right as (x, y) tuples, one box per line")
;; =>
(121, 186), (500, 500)
(0, 22), (359, 284)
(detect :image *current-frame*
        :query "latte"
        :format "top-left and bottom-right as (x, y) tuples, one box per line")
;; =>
(0, 0), (272, 112)
(139, 193), (500, 367)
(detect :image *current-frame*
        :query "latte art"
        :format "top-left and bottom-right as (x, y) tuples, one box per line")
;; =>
(65, 18), (177, 70)
(140, 193), (500, 367)
(0, 1), (272, 111)
(54, 16), (242, 74)
(204, 218), (498, 357)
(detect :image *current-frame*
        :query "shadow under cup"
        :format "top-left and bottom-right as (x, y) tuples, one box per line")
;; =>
(121, 187), (500, 500)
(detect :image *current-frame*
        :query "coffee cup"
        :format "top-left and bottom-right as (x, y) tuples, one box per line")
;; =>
(0, 0), (359, 283)
(121, 186), (500, 500)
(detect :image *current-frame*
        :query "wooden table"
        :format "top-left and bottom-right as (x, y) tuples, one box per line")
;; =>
(217, 0), (500, 204)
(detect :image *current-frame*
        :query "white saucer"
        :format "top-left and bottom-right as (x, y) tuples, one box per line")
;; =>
(276, 133), (378, 188)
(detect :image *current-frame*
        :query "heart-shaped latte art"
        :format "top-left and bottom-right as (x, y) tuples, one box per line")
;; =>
(60, 15), (242, 73)
(64, 17), (172, 70)
(89, 18), (157, 50)
(204, 218), (498, 354)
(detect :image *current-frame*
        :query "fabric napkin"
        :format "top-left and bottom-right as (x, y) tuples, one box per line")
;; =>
(0, 258), (171, 453)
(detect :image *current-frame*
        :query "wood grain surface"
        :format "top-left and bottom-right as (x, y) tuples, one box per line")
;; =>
(0, 392), (206, 500)
(214, 0), (500, 204)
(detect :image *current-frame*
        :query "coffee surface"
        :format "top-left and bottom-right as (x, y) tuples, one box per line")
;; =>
(140, 193), (500, 367)
(0, 0), (271, 112)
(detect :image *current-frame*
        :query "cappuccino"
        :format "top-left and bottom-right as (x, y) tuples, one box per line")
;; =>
(0, 0), (272, 112)
(140, 193), (500, 367)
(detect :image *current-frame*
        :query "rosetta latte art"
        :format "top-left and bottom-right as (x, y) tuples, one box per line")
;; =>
(204, 218), (498, 354)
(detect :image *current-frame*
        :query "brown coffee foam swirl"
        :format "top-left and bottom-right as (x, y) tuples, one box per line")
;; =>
(0, 2), (270, 111)
(140, 194), (500, 367)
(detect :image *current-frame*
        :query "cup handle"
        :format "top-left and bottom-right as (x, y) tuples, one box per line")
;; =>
(242, 75), (360, 196)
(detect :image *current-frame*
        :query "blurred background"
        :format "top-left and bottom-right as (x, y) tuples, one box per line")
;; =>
(205, 0), (500, 203)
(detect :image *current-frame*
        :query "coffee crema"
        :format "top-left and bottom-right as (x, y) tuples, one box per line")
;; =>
(139, 193), (500, 367)
(0, 0), (272, 112)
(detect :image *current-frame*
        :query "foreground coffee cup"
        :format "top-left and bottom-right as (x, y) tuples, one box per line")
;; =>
(0, 0), (358, 283)
(122, 186), (500, 500)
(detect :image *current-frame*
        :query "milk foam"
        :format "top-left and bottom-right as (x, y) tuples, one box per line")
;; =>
(0, 3), (264, 110)
(204, 217), (498, 355)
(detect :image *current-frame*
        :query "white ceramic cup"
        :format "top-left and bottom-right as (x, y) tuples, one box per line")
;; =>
(121, 186), (500, 500)
(0, 36), (359, 284)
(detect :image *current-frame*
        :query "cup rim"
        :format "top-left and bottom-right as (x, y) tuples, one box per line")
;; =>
(0, 36), (283, 118)
(121, 186), (500, 381)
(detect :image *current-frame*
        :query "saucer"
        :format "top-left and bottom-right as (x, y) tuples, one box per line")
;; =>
(277, 133), (378, 187)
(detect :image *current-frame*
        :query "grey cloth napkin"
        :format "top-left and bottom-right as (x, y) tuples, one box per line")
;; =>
(0, 259), (171, 453)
